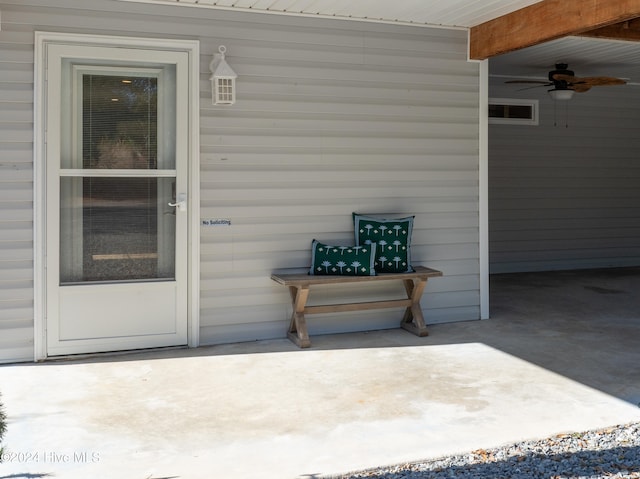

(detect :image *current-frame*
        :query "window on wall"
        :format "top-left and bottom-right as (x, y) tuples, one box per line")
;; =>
(489, 98), (539, 125)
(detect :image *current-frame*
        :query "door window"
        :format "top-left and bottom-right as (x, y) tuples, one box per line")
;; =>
(59, 66), (177, 284)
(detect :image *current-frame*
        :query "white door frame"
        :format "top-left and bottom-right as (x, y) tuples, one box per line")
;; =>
(33, 32), (200, 361)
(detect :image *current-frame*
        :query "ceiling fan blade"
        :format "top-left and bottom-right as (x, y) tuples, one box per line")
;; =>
(553, 73), (625, 87)
(572, 84), (592, 93)
(576, 76), (626, 86)
(516, 84), (552, 91)
(505, 80), (551, 84)
(551, 74), (579, 83)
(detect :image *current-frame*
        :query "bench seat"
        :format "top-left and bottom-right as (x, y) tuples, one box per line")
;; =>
(271, 266), (443, 348)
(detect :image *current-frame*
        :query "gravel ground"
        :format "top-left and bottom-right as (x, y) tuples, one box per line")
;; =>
(330, 422), (640, 479)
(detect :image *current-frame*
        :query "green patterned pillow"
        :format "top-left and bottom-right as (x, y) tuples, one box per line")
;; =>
(353, 213), (414, 273)
(310, 240), (376, 276)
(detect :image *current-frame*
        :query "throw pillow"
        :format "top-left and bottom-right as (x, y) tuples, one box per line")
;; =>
(353, 213), (414, 273)
(310, 240), (376, 276)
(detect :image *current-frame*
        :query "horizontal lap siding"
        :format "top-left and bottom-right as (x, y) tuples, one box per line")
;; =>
(0, 0), (480, 356)
(0, 27), (34, 362)
(489, 81), (640, 273)
(199, 19), (480, 341)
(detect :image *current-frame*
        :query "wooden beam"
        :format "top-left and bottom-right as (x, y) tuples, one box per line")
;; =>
(578, 18), (640, 41)
(469, 0), (640, 60)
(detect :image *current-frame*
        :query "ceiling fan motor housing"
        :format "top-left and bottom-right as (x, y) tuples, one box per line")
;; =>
(549, 63), (574, 88)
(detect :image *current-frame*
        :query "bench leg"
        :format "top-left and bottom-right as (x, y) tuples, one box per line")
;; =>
(400, 278), (429, 337)
(287, 285), (312, 348)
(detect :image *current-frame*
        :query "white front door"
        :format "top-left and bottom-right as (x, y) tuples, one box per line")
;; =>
(43, 41), (192, 356)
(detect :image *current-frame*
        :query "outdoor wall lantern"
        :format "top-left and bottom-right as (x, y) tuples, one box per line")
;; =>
(209, 45), (237, 105)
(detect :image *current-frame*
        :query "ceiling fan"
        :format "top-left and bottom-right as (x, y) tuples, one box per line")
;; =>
(506, 63), (626, 100)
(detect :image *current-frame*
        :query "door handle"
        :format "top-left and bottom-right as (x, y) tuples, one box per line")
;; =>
(168, 194), (187, 212)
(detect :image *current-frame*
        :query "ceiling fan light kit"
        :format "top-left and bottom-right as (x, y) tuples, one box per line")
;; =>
(548, 88), (574, 101)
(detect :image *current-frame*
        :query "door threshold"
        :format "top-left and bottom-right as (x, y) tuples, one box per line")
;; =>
(41, 345), (189, 363)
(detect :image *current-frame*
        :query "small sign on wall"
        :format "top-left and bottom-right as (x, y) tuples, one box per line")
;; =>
(202, 219), (231, 227)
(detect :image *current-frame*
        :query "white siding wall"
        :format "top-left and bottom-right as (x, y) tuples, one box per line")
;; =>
(0, 24), (34, 362)
(0, 0), (481, 361)
(489, 80), (640, 273)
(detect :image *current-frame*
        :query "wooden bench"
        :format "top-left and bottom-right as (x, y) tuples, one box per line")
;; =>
(271, 266), (443, 348)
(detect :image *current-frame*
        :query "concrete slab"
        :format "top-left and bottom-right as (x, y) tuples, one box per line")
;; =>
(1, 268), (639, 479)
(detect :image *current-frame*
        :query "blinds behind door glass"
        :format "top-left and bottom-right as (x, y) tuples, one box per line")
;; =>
(83, 75), (158, 169)
(59, 73), (176, 284)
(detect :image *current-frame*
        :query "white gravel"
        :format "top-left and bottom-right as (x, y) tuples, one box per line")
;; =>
(330, 422), (640, 478)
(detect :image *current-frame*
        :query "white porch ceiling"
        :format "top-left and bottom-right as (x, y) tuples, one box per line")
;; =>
(116, 0), (543, 28)
(118, 0), (640, 85)
(490, 36), (640, 86)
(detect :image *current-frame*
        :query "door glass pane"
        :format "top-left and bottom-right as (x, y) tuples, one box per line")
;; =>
(59, 63), (177, 170)
(60, 177), (176, 284)
(58, 63), (178, 285)
(82, 74), (159, 170)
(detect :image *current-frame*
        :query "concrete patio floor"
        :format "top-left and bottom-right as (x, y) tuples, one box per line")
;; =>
(1, 268), (640, 479)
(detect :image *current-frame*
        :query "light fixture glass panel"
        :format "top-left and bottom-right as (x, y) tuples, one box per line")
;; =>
(548, 89), (574, 101)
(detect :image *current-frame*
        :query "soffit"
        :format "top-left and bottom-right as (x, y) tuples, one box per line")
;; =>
(114, 0), (543, 28)
(115, 0), (640, 86)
